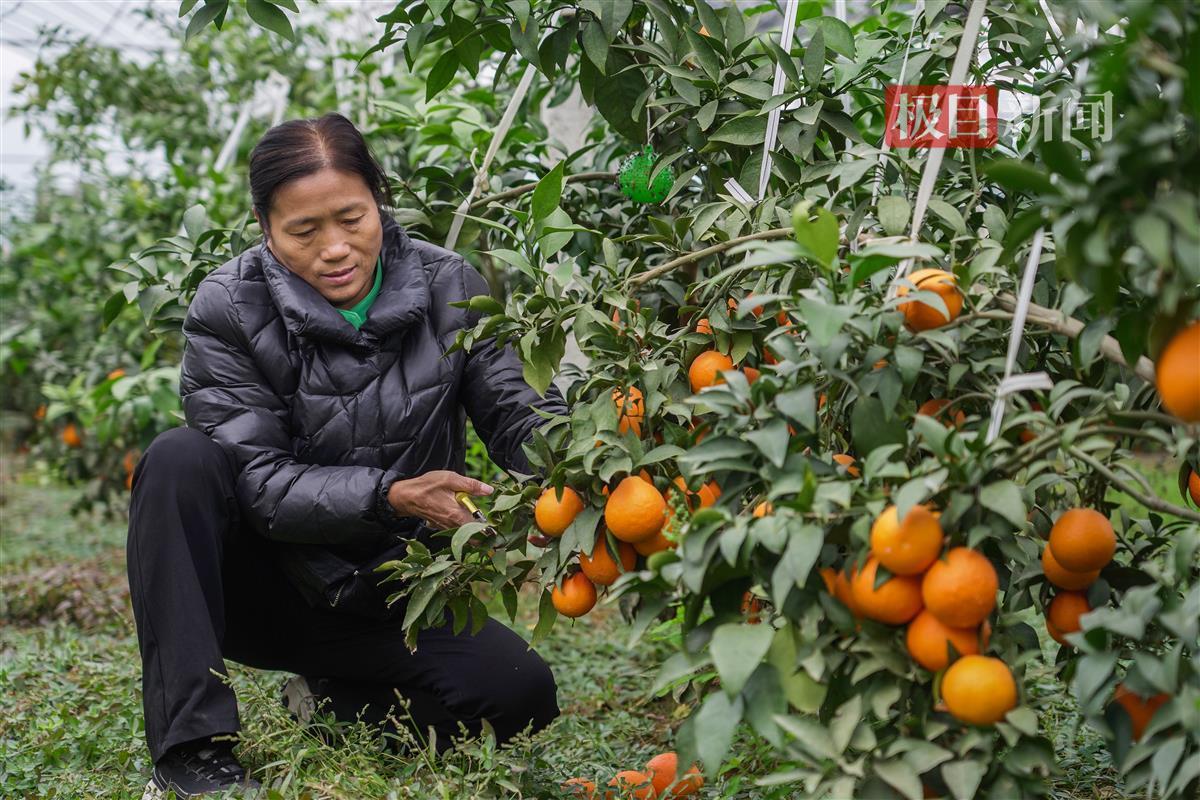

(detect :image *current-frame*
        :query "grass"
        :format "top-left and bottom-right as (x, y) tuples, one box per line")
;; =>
(1, 446), (1169, 799)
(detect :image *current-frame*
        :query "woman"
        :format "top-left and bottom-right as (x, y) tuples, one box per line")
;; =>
(129, 113), (566, 799)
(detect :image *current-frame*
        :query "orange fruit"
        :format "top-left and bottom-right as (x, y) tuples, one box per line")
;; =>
(689, 350), (734, 393)
(1046, 590), (1090, 636)
(1113, 684), (1170, 741)
(61, 423), (82, 448)
(921, 547), (998, 628)
(633, 529), (674, 556)
(832, 453), (860, 477)
(752, 501), (773, 517)
(822, 565), (864, 617)
(851, 556), (924, 625)
(906, 609), (983, 672)
(534, 486), (585, 537)
(107, 368), (126, 380)
(1188, 467), (1200, 507)
(668, 765), (704, 797)
(613, 386), (645, 437)
(743, 366), (761, 384)
(605, 476), (667, 543)
(741, 590), (764, 624)
(122, 449), (139, 474)
(125, 471), (134, 491)
(870, 504), (944, 575)
(606, 770), (654, 800)
(33, 404), (46, 421)
(551, 572), (597, 618)
(1041, 546), (1099, 590)
(580, 535), (637, 586)
(694, 317), (712, 335)
(897, 268), (963, 331)
(645, 752), (677, 795)
(941, 655), (1017, 725)
(1155, 321), (1200, 421)
(563, 777), (598, 799)
(669, 476), (720, 512)
(1048, 508), (1115, 572)
(1046, 618), (1068, 645)
(916, 398), (966, 428)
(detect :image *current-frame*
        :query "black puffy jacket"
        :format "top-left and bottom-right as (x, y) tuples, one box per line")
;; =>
(180, 213), (567, 617)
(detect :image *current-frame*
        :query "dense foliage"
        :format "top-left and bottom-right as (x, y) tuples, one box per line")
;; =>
(3, 1), (1197, 798)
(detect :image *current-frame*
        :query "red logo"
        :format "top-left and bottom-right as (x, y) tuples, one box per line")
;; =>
(885, 85), (998, 148)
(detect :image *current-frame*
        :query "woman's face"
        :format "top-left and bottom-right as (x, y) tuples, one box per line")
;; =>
(257, 167), (383, 310)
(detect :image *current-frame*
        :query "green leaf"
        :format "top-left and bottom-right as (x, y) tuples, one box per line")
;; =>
(710, 114), (768, 146)
(594, 53), (648, 142)
(814, 17), (855, 60)
(874, 759), (922, 800)
(796, 298), (853, 347)
(928, 197), (967, 235)
(775, 386), (817, 432)
(693, 692), (743, 774)
(467, 294), (505, 315)
(711, 623), (774, 696)
(774, 714), (838, 760)
(878, 196), (910, 236)
(531, 161), (565, 223)
(245, 0), (294, 40)
(178, 0), (200, 16)
(979, 480), (1026, 527)
(530, 588), (557, 646)
(941, 760), (987, 800)
(401, 576), (440, 630)
(852, 397), (907, 457)
(745, 419), (791, 469)
(184, 0), (226, 40)
(803, 28), (825, 87)
(426, 49), (459, 101)
(581, 19), (608, 72)
(599, 0), (632, 40)
(984, 159), (1058, 196)
(791, 201), (839, 268)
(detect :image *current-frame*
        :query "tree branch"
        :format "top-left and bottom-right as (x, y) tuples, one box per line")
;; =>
(469, 171), (617, 211)
(630, 227), (794, 286)
(994, 292), (1157, 383)
(1067, 446), (1200, 523)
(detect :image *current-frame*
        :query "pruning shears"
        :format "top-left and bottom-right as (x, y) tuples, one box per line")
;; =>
(455, 492), (497, 536)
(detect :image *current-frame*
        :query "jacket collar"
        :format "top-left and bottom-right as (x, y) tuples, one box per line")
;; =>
(260, 213), (430, 348)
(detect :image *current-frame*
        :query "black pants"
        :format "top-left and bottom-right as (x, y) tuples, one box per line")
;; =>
(126, 426), (558, 764)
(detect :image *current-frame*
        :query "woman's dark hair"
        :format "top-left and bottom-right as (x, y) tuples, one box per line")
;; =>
(248, 112), (393, 230)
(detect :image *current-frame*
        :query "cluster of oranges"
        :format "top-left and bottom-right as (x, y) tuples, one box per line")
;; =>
(821, 503), (1015, 726)
(535, 468), (722, 619)
(1041, 508), (1115, 644)
(563, 751), (703, 799)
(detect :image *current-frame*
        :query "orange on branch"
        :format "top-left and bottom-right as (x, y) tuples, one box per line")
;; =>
(551, 572), (597, 618)
(1188, 467), (1200, 506)
(1048, 508), (1116, 572)
(916, 398), (966, 428)
(613, 386), (645, 437)
(1113, 684), (1170, 741)
(605, 476), (667, 542)
(870, 504), (944, 575)
(897, 268), (963, 331)
(688, 350), (734, 393)
(580, 535), (637, 586)
(941, 655), (1017, 725)
(1155, 321), (1200, 421)
(606, 770), (655, 800)
(832, 454), (860, 477)
(851, 556), (924, 625)
(921, 548), (998, 628)
(61, 423), (82, 448)
(1046, 591), (1091, 636)
(906, 609), (983, 672)
(534, 486), (585, 537)
(563, 777), (598, 799)
(1041, 546), (1099, 590)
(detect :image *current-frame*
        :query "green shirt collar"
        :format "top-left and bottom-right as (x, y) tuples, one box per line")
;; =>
(337, 257), (383, 330)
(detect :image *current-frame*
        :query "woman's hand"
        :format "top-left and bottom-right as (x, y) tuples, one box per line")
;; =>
(386, 470), (493, 530)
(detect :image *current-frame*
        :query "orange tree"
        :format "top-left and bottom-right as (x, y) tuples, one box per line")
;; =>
(131, 1), (1200, 797)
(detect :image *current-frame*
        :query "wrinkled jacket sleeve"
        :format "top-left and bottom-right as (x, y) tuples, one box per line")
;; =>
(458, 263), (568, 476)
(180, 274), (408, 545)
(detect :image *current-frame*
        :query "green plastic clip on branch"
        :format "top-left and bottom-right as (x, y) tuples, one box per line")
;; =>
(617, 146), (673, 205)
